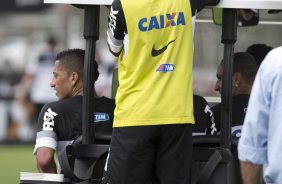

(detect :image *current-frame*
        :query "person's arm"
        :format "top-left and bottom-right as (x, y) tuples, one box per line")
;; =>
(238, 76), (267, 180)
(238, 51), (275, 183)
(210, 104), (221, 133)
(15, 73), (34, 103)
(15, 59), (38, 103)
(190, 0), (208, 16)
(34, 104), (58, 173)
(36, 147), (57, 173)
(107, 0), (126, 56)
(204, 104), (217, 135)
(240, 161), (263, 184)
(107, 42), (122, 57)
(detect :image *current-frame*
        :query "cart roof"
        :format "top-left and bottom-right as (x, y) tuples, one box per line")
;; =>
(44, 0), (282, 9)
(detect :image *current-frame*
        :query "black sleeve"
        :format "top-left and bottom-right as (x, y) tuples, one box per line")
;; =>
(193, 95), (206, 133)
(193, 95), (217, 135)
(37, 103), (59, 134)
(204, 103), (217, 135)
(108, 0), (127, 40)
(211, 103), (221, 132)
(190, 0), (208, 16)
(193, 95), (216, 135)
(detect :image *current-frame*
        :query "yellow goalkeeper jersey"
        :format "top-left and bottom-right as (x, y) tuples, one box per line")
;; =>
(114, 0), (194, 127)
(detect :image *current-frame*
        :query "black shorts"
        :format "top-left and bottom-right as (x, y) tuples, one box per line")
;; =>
(102, 124), (193, 184)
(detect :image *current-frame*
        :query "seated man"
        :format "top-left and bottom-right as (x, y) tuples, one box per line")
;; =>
(34, 49), (115, 173)
(211, 52), (258, 138)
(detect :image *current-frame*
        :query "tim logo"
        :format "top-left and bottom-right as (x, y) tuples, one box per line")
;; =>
(138, 12), (186, 32)
(231, 125), (242, 138)
(244, 108), (247, 113)
(93, 113), (109, 123)
(156, 64), (175, 72)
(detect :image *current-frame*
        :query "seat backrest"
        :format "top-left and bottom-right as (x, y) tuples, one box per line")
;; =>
(191, 136), (242, 184)
(58, 142), (109, 183)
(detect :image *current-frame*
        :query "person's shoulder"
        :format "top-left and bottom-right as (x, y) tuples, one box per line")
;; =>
(38, 102), (60, 122)
(233, 95), (249, 113)
(190, 0), (207, 16)
(96, 96), (116, 107)
(62, 95), (82, 104)
(211, 102), (221, 112)
(262, 46), (282, 67)
(193, 95), (210, 113)
(193, 94), (208, 104)
(41, 101), (56, 111)
(233, 94), (249, 101)
(40, 101), (62, 115)
(41, 96), (82, 112)
(57, 96), (83, 112)
(233, 95), (250, 108)
(259, 46), (282, 77)
(103, 96), (115, 104)
(270, 46), (282, 53)
(112, 0), (122, 10)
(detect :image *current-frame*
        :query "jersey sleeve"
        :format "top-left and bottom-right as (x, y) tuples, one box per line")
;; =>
(190, 0), (208, 16)
(211, 104), (221, 131)
(204, 103), (217, 135)
(107, 0), (126, 54)
(34, 103), (60, 155)
(193, 95), (217, 135)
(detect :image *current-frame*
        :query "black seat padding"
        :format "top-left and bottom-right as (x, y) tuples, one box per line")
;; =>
(191, 135), (242, 184)
(58, 137), (109, 183)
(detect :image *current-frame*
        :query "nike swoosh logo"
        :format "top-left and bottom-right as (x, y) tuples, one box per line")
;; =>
(151, 39), (176, 57)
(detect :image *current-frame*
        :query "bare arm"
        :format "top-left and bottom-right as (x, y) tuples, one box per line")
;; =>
(15, 73), (34, 103)
(36, 147), (57, 173)
(240, 161), (263, 184)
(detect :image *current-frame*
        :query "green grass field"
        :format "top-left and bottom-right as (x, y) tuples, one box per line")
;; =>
(0, 144), (37, 184)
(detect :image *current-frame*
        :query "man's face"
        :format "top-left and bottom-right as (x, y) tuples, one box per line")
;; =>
(214, 63), (223, 95)
(50, 60), (73, 100)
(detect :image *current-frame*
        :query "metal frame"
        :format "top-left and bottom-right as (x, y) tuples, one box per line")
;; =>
(43, 0), (282, 182)
(44, 0), (282, 9)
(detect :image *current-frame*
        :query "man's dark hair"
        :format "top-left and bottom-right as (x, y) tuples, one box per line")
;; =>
(56, 48), (99, 82)
(246, 44), (273, 66)
(233, 52), (258, 85)
(220, 52), (258, 85)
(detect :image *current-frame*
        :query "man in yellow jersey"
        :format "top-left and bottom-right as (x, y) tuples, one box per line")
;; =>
(104, 0), (207, 183)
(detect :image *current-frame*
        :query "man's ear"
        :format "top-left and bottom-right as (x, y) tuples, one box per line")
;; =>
(233, 72), (243, 87)
(70, 72), (79, 86)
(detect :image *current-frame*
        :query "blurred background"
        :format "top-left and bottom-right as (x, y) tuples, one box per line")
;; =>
(0, 1), (282, 183)
(0, 1), (117, 145)
(0, 1), (117, 183)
